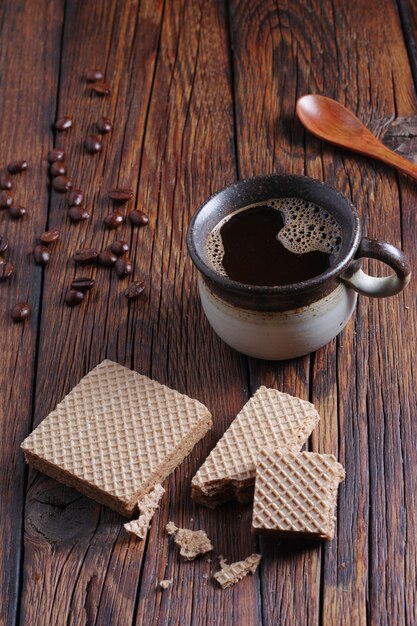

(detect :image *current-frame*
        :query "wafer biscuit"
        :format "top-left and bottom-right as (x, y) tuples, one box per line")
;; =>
(213, 554), (262, 589)
(124, 483), (165, 539)
(191, 387), (319, 508)
(21, 360), (212, 517)
(166, 522), (213, 560)
(252, 449), (345, 540)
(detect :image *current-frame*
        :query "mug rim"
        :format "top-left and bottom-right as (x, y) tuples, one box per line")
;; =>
(187, 174), (362, 297)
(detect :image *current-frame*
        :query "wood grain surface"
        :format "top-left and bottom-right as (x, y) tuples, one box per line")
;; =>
(1, 1), (417, 625)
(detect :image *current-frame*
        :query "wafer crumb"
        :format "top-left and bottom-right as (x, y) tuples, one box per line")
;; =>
(159, 579), (173, 589)
(124, 484), (165, 539)
(213, 554), (262, 589)
(166, 521), (213, 560)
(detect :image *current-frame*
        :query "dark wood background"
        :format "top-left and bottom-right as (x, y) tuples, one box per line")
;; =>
(1, 0), (417, 624)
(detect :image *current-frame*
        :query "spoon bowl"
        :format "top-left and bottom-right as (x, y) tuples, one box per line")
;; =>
(296, 94), (417, 181)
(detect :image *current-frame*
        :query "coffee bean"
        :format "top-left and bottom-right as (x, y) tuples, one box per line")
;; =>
(115, 258), (133, 279)
(71, 277), (95, 292)
(109, 188), (133, 203)
(68, 189), (84, 207)
(97, 117), (112, 134)
(34, 244), (50, 266)
(110, 239), (129, 256)
(86, 69), (103, 83)
(68, 206), (90, 222)
(103, 211), (125, 230)
(0, 170), (12, 190)
(48, 147), (65, 163)
(9, 205), (27, 219)
(11, 302), (31, 322)
(98, 249), (118, 267)
(85, 135), (102, 154)
(65, 289), (84, 307)
(0, 260), (14, 280)
(49, 161), (67, 177)
(52, 175), (73, 193)
(91, 82), (112, 95)
(8, 160), (28, 175)
(129, 209), (149, 227)
(39, 229), (60, 245)
(54, 116), (73, 131)
(73, 247), (99, 264)
(0, 191), (13, 209)
(0, 235), (9, 254)
(124, 281), (145, 300)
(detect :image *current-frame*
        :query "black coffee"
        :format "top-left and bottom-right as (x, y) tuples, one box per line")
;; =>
(206, 198), (342, 287)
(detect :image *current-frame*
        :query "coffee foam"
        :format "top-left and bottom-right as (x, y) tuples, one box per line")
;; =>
(205, 198), (342, 277)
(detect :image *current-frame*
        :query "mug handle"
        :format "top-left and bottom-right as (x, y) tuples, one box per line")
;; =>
(341, 237), (411, 297)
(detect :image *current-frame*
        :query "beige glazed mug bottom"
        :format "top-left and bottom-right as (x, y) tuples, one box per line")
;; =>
(199, 276), (358, 360)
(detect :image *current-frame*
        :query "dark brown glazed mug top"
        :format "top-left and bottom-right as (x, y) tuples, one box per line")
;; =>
(187, 174), (410, 312)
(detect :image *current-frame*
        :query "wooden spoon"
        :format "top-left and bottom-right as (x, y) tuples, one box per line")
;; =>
(296, 94), (417, 181)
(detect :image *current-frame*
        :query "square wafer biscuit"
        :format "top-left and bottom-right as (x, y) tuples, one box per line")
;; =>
(191, 387), (319, 508)
(252, 449), (345, 540)
(21, 360), (212, 517)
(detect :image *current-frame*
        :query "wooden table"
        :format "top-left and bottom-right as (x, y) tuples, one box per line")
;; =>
(1, 1), (417, 624)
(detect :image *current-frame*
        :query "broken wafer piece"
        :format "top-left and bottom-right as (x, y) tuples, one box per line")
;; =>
(124, 483), (165, 539)
(166, 521), (213, 560)
(159, 579), (173, 589)
(21, 360), (212, 517)
(252, 449), (345, 541)
(213, 554), (262, 589)
(192, 387), (319, 508)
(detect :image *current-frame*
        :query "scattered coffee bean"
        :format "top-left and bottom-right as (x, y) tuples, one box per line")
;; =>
(65, 289), (84, 307)
(49, 161), (67, 177)
(97, 117), (112, 134)
(115, 257), (133, 279)
(9, 205), (27, 219)
(39, 229), (60, 245)
(91, 82), (112, 95)
(48, 147), (65, 163)
(52, 175), (73, 193)
(54, 116), (73, 131)
(11, 302), (31, 322)
(71, 277), (95, 292)
(124, 281), (145, 300)
(98, 249), (118, 267)
(73, 247), (99, 264)
(103, 211), (125, 230)
(68, 189), (84, 207)
(110, 239), (129, 256)
(34, 244), (50, 266)
(109, 188), (133, 203)
(0, 191), (13, 209)
(7, 160), (28, 175)
(86, 69), (103, 82)
(129, 209), (149, 227)
(0, 170), (12, 190)
(85, 134), (102, 154)
(68, 206), (90, 222)
(0, 260), (14, 280)
(0, 235), (9, 254)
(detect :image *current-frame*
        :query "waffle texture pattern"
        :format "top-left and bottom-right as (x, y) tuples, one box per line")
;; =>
(192, 386), (319, 507)
(252, 449), (345, 540)
(214, 554), (262, 589)
(21, 360), (212, 516)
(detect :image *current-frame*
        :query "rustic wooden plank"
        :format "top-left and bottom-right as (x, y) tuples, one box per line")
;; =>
(132, 1), (260, 624)
(0, 2), (63, 625)
(229, 1), (417, 625)
(19, 1), (254, 625)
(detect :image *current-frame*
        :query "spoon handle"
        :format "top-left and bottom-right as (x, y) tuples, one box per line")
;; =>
(362, 140), (417, 181)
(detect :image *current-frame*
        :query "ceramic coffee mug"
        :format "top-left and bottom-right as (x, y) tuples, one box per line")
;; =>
(187, 174), (411, 360)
